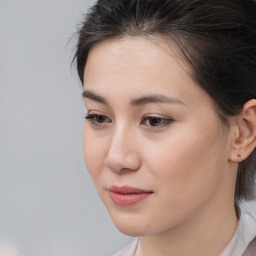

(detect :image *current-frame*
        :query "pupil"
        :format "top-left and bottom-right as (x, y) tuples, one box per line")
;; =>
(97, 115), (105, 122)
(150, 117), (161, 126)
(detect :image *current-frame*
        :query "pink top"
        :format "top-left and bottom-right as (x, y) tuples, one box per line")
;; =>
(112, 239), (139, 256)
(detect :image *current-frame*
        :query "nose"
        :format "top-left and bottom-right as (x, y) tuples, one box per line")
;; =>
(104, 127), (141, 173)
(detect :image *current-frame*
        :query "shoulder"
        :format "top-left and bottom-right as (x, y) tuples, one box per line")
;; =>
(112, 239), (139, 256)
(240, 203), (256, 256)
(243, 236), (256, 256)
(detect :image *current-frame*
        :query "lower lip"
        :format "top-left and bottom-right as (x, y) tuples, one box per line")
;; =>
(109, 191), (151, 206)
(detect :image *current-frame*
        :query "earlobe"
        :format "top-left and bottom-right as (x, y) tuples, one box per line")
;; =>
(229, 99), (256, 162)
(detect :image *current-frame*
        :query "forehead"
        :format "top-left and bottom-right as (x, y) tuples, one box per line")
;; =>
(84, 37), (187, 86)
(83, 36), (213, 110)
(84, 36), (187, 77)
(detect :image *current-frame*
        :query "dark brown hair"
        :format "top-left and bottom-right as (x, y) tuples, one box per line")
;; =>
(73, 0), (256, 202)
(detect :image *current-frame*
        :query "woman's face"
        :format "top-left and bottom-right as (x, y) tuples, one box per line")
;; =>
(82, 37), (236, 236)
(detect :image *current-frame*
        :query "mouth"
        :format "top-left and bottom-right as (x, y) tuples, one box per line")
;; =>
(108, 185), (153, 207)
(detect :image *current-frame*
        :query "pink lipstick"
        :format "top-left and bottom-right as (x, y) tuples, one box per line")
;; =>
(108, 186), (152, 206)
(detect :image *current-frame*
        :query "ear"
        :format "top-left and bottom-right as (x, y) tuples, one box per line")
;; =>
(229, 99), (256, 162)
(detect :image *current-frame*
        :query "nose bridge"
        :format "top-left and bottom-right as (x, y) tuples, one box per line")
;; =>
(111, 124), (129, 153)
(105, 122), (140, 173)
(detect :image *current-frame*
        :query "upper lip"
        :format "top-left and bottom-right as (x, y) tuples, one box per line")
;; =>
(108, 185), (153, 194)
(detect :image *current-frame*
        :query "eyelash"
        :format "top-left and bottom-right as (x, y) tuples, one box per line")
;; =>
(85, 114), (111, 126)
(85, 114), (173, 128)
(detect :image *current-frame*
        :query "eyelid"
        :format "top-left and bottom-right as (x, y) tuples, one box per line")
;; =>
(85, 113), (110, 120)
(142, 113), (174, 121)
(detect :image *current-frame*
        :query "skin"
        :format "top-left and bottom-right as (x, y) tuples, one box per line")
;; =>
(82, 36), (241, 256)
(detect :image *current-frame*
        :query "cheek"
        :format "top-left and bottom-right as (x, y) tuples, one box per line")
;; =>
(83, 125), (107, 181)
(136, 126), (226, 233)
(143, 121), (224, 204)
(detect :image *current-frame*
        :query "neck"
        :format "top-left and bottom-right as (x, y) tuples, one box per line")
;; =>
(136, 197), (238, 256)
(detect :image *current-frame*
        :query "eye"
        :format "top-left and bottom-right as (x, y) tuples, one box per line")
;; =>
(85, 113), (111, 126)
(141, 116), (173, 127)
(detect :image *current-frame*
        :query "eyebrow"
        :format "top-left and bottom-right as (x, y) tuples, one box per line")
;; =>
(83, 90), (108, 105)
(82, 90), (184, 106)
(130, 94), (184, 106)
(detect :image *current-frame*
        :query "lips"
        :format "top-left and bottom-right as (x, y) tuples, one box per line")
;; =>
(108, 185), (153, 206)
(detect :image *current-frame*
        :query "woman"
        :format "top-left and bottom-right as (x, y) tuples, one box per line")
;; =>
(73, 0), (256, 255)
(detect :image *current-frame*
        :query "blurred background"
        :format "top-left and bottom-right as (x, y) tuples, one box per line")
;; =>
(0, 1), (255, 256)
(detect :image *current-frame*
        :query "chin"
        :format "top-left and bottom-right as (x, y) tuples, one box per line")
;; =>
(109, 211), (155, 237)
(114, 222), (148, 237)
